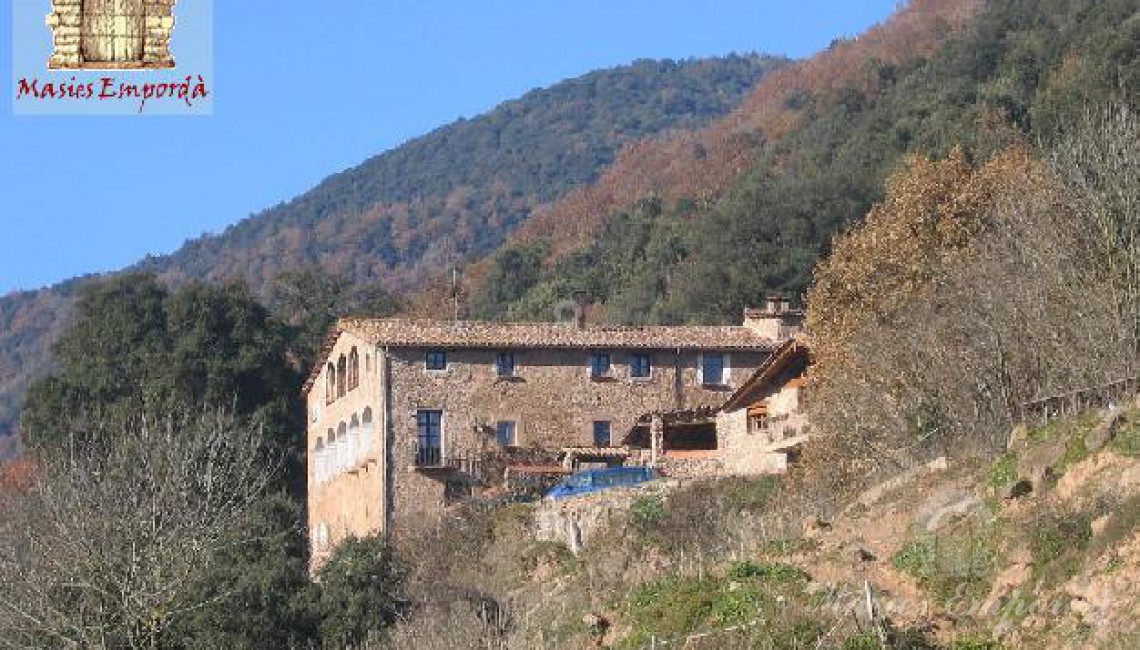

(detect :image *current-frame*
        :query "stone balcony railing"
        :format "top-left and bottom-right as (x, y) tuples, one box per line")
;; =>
(413, 447), (487, 485)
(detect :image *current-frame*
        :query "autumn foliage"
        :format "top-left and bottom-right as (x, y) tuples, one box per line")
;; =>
(803, 117), (1139, 490)
(0, 458), (34, 493)
(513, 0), (984, 262)
(805, 146), (1028, 367)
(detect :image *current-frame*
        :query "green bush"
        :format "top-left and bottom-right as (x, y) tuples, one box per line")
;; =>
(316, 535), (407, 647)
(519, 540), (577, 576)
(618, 558), (818, 647)
(631, 495), (666, 526)
(761, 537), (820, 556)
(1026, 411), (1097, 443)
(623, 576), (749, 644)
(171, 494), (320, 649)
(1029, 511), (1093, 586)
(950, 637), (1003, 649)
(987, 452), (1018, 490)
(620, 574), (778, 648)
(840, 627), (1000, 649)
(727, 560), (809, 584)
(843, 632), (882, 650)
(626, 477), (783, 557)
(1109, 409), (1140, 457)
(892, 532), (997, 603)
(1056, 430), (1092, 475)
(715, 476), (782, 512)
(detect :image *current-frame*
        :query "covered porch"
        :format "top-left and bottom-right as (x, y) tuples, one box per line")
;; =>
(623, 407), (721, 462)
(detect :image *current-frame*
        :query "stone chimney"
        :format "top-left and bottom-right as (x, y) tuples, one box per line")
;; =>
(742, 294), (804, 340)
(572, 291), (589, 330)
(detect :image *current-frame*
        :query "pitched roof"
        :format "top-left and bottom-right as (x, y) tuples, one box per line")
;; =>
(302, 317), (778, 395)
(720, 338), (810, 412)
(302, 328), (343, 396)
(338, 317), (776, 351)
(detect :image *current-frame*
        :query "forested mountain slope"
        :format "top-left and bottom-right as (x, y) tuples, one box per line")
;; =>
(455, 0), (1138, 324)
(137, 55), (785, 289)
(5, 0), (1139, 441)
(0, 55), (785, 439)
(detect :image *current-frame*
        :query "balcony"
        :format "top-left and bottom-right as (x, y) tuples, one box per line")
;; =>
(413, 447), (485, 485)
(414, 446), (444, 468)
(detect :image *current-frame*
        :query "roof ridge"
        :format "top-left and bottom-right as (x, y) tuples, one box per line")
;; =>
(304, 318), (778, 396)
(337, 316), (751, 330)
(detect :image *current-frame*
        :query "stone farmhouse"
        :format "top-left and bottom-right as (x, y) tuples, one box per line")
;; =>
(304, 300), (804, 567)
(714, 337), (811, 475)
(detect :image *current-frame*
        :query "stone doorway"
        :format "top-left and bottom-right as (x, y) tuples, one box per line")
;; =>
(47, 0), (177, 69)
(81, 0), (146, 64)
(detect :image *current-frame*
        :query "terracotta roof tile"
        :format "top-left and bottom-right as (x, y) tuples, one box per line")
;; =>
(303, 318), (778, 395)
(720, 337), (810, 412)
(337, 317), (776, 352)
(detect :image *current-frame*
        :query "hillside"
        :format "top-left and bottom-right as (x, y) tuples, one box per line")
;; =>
(380, 404), (1140, 649)
(0, 286), (76, 450)
(137, 55), (785, 290)
(5, 0), (1138, 439)
(455, 0), (1139, 324)
(3, 0), (1137, 644)
(0, 55), (784, 439)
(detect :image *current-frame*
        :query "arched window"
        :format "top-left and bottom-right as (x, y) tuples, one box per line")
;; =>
(337, 355), (347, 398)
(348, 347), (360, 391)
(325, 428), (336, 479)
(312, 522), (330, 550)
(336, 422), (348, 472)
(365, 354), (371, 373)
(348, 414), (361, 466)
(361, 407), (374, 458)
(326, 363), (336, 404)
(314, 437), (326, 484)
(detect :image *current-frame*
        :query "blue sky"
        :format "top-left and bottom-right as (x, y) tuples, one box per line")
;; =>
(0, 0), (899, 294)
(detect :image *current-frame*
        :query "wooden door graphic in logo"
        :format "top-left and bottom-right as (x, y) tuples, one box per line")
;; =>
(82, 0), (145, 64)
(47, 0), (177, 69)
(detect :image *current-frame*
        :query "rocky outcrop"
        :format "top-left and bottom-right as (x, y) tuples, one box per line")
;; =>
(532, 479), (683, 552)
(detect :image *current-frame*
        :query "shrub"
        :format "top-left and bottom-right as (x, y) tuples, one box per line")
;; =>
(892, 532), (997, 603)
(1056, 433), (1090, 474)
(618, 558), (818, 648)
(629, 477), (784, 557)
(519, 540), (577, 576)
(843, 632), (882, 650)
(728, 560), (809, 583)
(714, 476), (782, 512)
(1029, 511), (1093, 586)
(620, 574), (774, 648)
(1109, 409), (1140, 457)
(317, 535), (407, 647)
(631, 495), (666, 527)
(987, 452), (1018, 490)
(950, 637), (1003, 649)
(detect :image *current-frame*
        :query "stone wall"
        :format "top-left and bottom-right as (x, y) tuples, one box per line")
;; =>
(308, 335), (771, 565)
(307, 332), (388, 569)
(47, 0), (176, 69)
(715, 370), (806, 475)
(533, 479), (684, 552)
(655, 453), (725, 479)
(383, 346), (766, 536)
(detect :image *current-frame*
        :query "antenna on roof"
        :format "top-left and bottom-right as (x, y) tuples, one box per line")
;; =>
(451, 268), (460, 322)
(572, 290), (589, 329)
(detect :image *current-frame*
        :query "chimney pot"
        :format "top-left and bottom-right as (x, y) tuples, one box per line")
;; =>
(744, 297), (804, 340)
(572, 291), (589, 329)
(765, 294), (785, 314)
